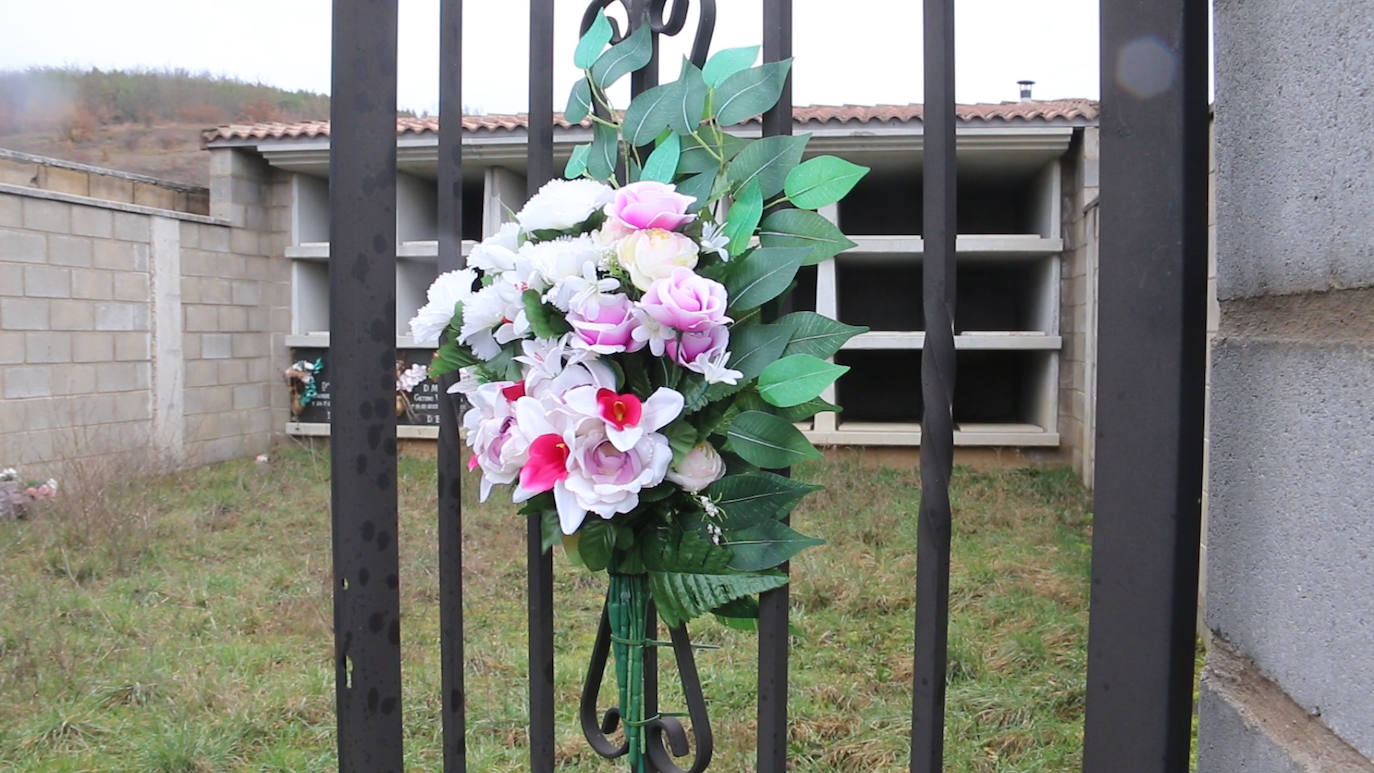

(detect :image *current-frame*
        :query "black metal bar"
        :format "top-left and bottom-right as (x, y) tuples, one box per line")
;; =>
(630, 0), (660, 96)
(328, 1), (402, 771)
(436, 1), (466, 771)
(1083, 1), (1209, 770)
(911, 0), (955, 770)
(757, 3), (792, 772)
(527, 3), (557, 771)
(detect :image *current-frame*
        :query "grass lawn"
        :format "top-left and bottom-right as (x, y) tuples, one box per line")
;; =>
(0, 443), (1095, 772)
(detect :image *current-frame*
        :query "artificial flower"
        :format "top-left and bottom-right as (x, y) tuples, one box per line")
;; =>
(604, 180), (697, 231)
(616, 228), (700, 291)
(517, 178), (614, 232)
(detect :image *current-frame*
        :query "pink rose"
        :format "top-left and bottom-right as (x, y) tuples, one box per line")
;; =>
(604, 181), (697, 231)
(666, 325), (729, 366)
(568, 294), (645, 354)
(640, 268), (731, 333)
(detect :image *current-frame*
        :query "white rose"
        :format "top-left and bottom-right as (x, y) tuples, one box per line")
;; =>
(616, 228), (700, 292)
(667, 442), (727, 493)
(516, 179), (614, 233)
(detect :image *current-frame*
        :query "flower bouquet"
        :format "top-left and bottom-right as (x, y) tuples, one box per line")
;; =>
(0, 467), (58, 521)
(412, 12), (868, 769)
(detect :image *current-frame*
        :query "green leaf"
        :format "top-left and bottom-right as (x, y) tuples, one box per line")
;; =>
(679, 132), (748, 174)
(724, 410), (823, 468)
(705, 471), (819, 526)
(777, 395), (841, 422)
(575, 9), (614, 69)
(641, 528), (732, 573)
(564, 143), (591, 178)
(725, 520), (824, 571)
(522, 289), (572, 338)
(714, 59), (792, 126)
(669, 60), (709, 135)
(783, 155), (870, 210)
(757, 354), (849, 407)
(649, 570), (788, 627)
(564, 78), (593, 124)
(539, 509), (562, 552)
(773, 311), (868, 359)
(723, 180), (763, 258)
(663, 418), (698, 466)
(702, 45), (760, 88)
(622, 81), (677, 146)
(430, 333), (479, 378)
(726, 134), (810, 198)
(711, 597), (759, 630)
(725, 247), (808, 313)
(576, 518), (616, 572)
(590, 21), (652, 92)
(758, 209), (857, 265)
(640, 133), (680, 183)
(587, 121), (619, 181)
(674, 169), (716, 211)
(723, 321), (790, 383)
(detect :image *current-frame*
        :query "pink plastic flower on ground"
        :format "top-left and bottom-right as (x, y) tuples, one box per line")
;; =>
(639, 267), (731, 333)
(565, 385), (685, 452)
(568, 294), (645, 354)
(604, 181), (697, 231)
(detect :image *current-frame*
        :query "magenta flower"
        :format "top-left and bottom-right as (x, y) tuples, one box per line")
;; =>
(604, 181), (697, 231)
(666, 325), (730, 366)
(568, 294), (645, 354)
(520, 434), (571, 493)
(640, 267), (731, 333)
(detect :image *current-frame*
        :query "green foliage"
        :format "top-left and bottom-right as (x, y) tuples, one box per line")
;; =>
(705, 472), (818, 526)
(701, 46), (761, 88)
(713, 59), (793, 125)
(648, 569), (789, 628)
(720, 322), (791, 384)
(756, 354), (849, 408)
(521, 289), (572, 338)
(564, 143), (591, 178)
(574, 10), (614, 69)
(589, 23), (653, 92)
(722, 180), (763, 257)
(564, 79), (593, 123)
(724, 410), (823, 468)
(621, 82), (677, 145)
(783, 155), (871, 209)
(726, 134), (810, 198)
(587, 122), (618, 181)
(638, 133), (680, 183)
(724, 520), (823, 572)
(758, 209), (857, 265)
(668, 61), (710, 135)
(724, 246), (808, 313)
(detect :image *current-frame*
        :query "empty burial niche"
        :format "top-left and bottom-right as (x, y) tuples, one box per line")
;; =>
(835, 164), (1053, 236)
(790, 264), (818, 314)
(835, 258), (924, 331)
(953, 350), (1054, 429)
(956, 259), (1056, 333)
(834, 350), (923, 423)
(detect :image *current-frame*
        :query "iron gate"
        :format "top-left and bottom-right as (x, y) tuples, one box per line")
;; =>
(325, 1), (1209, 770)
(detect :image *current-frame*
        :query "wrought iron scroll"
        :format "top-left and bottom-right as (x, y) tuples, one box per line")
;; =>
(579, 0), (717, 68)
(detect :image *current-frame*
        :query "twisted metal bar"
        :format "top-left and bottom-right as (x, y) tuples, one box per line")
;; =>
(579, 0), (716, 68)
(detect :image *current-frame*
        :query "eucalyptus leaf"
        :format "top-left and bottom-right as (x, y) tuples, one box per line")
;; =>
(565, 78), (593, 124)
(726, 134), (810, 198)
(725, 247), (808, 313)
(725, 519), (824, 572)
(574, 9), (614, 69)
(679, 132), (748, 174)
(587, 121), (619, 181)
(783, 155), (871, 209)
(758, 209), (857, 265)
(702, 45), (760, 88)
(674, 169), (716, 211)
(724, 410), (823, 468)
(622, 81), (678, 146)
(773, 311), (868, 359)
(564, 143), (591, 178)
(714, 59), (792, 126)
(590, 21), (653, 91)
(723, 180), (763, 258)
(757, 354), (850, 407)
(669, 60), (709, 135)
(639, 133), (681, 183)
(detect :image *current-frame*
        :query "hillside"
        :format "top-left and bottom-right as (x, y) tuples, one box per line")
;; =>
(0, 68), (333, 187)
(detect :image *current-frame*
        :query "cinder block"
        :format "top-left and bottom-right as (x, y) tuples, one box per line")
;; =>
(1, 297), (50, 330)
(201, 333), (232, 359)
(114, 391), (152, 422)
(23, 265), (71, 298)
(24, 331), (71, 363)
(0, 194), (21, 227)
(113, 272), (149, 302)
(0, 228), (46, 263)
(70, 206), (113, 238)
(0, 331), (24, 363)
(218, 306), (248, 331)
(21, 198), (69, 232)
(179, 221), (200, 249)
(131, 243), (148, 271)
(94, 302), (147, 332)
(185, 360), (219, 388)
(216, 358), (248, 384)
(231, 332), (266, 358)
(4, 365), (51, 398)
(0, 398), (25, 433)
(71, 269), (113, 300)
(132, 182), (178, 211)
(233, 383), (268, 410)
(48, 235), (94, 267)
(96, 362), (149, 393)
(90, 175), (136, 205)
(201, 227), (231, 253)
(23, 396), (73, 431)
(71, 332), (114, 362)
(0, 158), (39, 186)
(0, 264), (21, 295)
(112, 332), (149, 361)
(197, 276), (233, 304)
(230, 280), (259, 306)
(112, 211), (150, 242)
(183, 305), (218, 332)
(230, 227), (260, 256)
(93, 240), (139, 270)
(48, 300), (93, 330)
(37, 165), (89, 196)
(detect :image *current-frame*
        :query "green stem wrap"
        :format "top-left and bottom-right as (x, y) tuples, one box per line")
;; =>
(608, 571), (650, 773)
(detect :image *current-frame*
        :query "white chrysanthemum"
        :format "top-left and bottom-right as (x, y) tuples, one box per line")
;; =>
(460, 282), (528, 359)
(515, 179), (614, 233)
(489, 220), (521, 250)
(408, 268), (477, 344)
(468, 240), (519, 275)
(521, 234), (605, 287)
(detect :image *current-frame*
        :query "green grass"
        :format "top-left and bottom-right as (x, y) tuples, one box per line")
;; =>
(0, 443), (1094, 772)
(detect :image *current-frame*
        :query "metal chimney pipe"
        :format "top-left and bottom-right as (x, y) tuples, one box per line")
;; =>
(1018, 79), (1035, 101)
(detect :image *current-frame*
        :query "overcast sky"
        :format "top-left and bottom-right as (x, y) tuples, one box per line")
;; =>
(0, 1), (1101, 115)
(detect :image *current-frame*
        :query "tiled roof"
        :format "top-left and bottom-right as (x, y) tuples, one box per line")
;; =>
(202, 100), (1099, 144)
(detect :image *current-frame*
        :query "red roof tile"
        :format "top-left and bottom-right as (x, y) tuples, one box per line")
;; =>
(202, 100), (1098, 144)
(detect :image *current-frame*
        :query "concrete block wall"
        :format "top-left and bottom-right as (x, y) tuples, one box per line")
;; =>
(1200, 0), (1374, 769)
(1060, 126), (1099, 485)
(0, 149), (288, 479)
